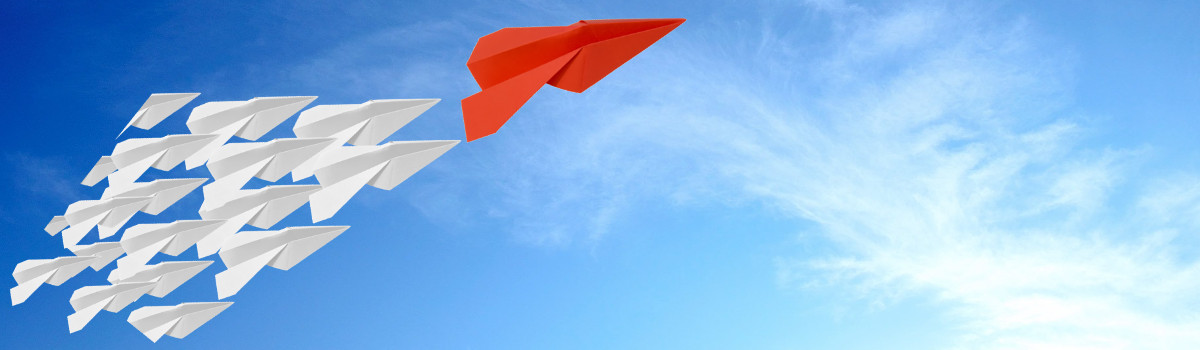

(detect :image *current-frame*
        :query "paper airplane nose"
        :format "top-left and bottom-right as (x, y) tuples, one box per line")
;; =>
(549, 18), (686, 93)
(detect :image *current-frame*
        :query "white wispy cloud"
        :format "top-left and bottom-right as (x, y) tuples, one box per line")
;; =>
(401, 1), (1200, 348)
(269, 0), (1199, 347)
(2, 152), (86, 205)
(283, 19), (479, 100)
(699, 3), (1198, 348)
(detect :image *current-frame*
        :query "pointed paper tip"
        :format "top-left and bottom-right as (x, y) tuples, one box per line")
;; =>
(665, 18), (686, 30)
(11, 291), (27, 306)
(142, 318), (178, 342)
(118, 108), (148, 139)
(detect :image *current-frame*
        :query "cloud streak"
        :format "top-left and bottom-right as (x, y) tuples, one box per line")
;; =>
(274, 0), (1200, 347)
(413, 1), (1200, 348)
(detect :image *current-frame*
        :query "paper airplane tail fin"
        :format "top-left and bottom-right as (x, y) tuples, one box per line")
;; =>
(68, 297), (111, 333)
(11, 271), (54, 306)
(462, 49), (580, 141)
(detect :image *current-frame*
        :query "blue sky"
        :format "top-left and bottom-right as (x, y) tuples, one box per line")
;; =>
(1, 0), (1198, 349)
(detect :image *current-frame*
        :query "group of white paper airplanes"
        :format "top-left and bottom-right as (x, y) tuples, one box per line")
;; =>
(13, 93), (457, 342)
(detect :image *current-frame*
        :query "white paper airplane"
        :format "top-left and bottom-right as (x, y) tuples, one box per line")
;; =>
(113, 220), (226, 275)
(82, 156), (117, 186)
(11, 256), (95, 305)
(127, 302), (233, 342)
(295, 99), (438, 145)
(119, 93), (201, 138)
(60, 179), (205, 247)
(107, 261), (212, 297)
(68, 242), (125, 271)
(16, 92), (464, 340)
(308, 140), (457, 222)
(198, 184), (320, 227)
(202, 137), (335, 203)
(101, 178), (207, 215)
(192, 211), (258, 258)
(214, 226), (348, 299)
(183, 96), (317, 169)
(195, 185), (321, 256)
(67, 282), (156, 333)
(290, 99), (439, 180)
(45, 215), (68, 236)
(60, 196), (154, 247)
(106, 134), (220, 187)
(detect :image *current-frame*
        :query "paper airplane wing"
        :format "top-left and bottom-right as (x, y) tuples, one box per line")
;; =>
(309, 141), (457, 222)
(61, 196), (154, 246)
(11, 256), (95, 305)
(109, 261), (212, 298)
(183, 96), (316, 169)
(67, 282), (156, 333)
(237, 97), (317, 141)
(68, 242), (125, 271)
(214, 226), (347, 298)
(102, 178), (207, 215)
(462, 48), (579, 141)
(95, 197), (155, 240)
(82, 156), (117, 186)
(45, 216), (68, 236)
(258, 139), (336, 181)
(117, 220), (224, 273)
(185, 101), (246, 133)
(70, 283), (156, 313)
(186, 97), (315, 139)
(461, 18), (684, 141)
(466, 25), (581, 89)
(119, 93), (200, 137)
(367, 141), (460, 190)
(206, 138), (334, 188)
(246, 186), (322, 228)
(108, 135), (218, 185)
(547, 19), (685, 93)
(294, 99), (439, 146)
(198, 185), (321, 229)
(127, 302), (233, 342)
(193, 211), (259, 259)
(265, 226), (348, 270)
(293, 104), (360, 138)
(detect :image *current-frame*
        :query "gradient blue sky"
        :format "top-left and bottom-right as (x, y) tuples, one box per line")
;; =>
(2, 1), (1198, 349)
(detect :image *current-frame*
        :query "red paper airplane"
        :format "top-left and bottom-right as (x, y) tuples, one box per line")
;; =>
(461, 18), (686, 141)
